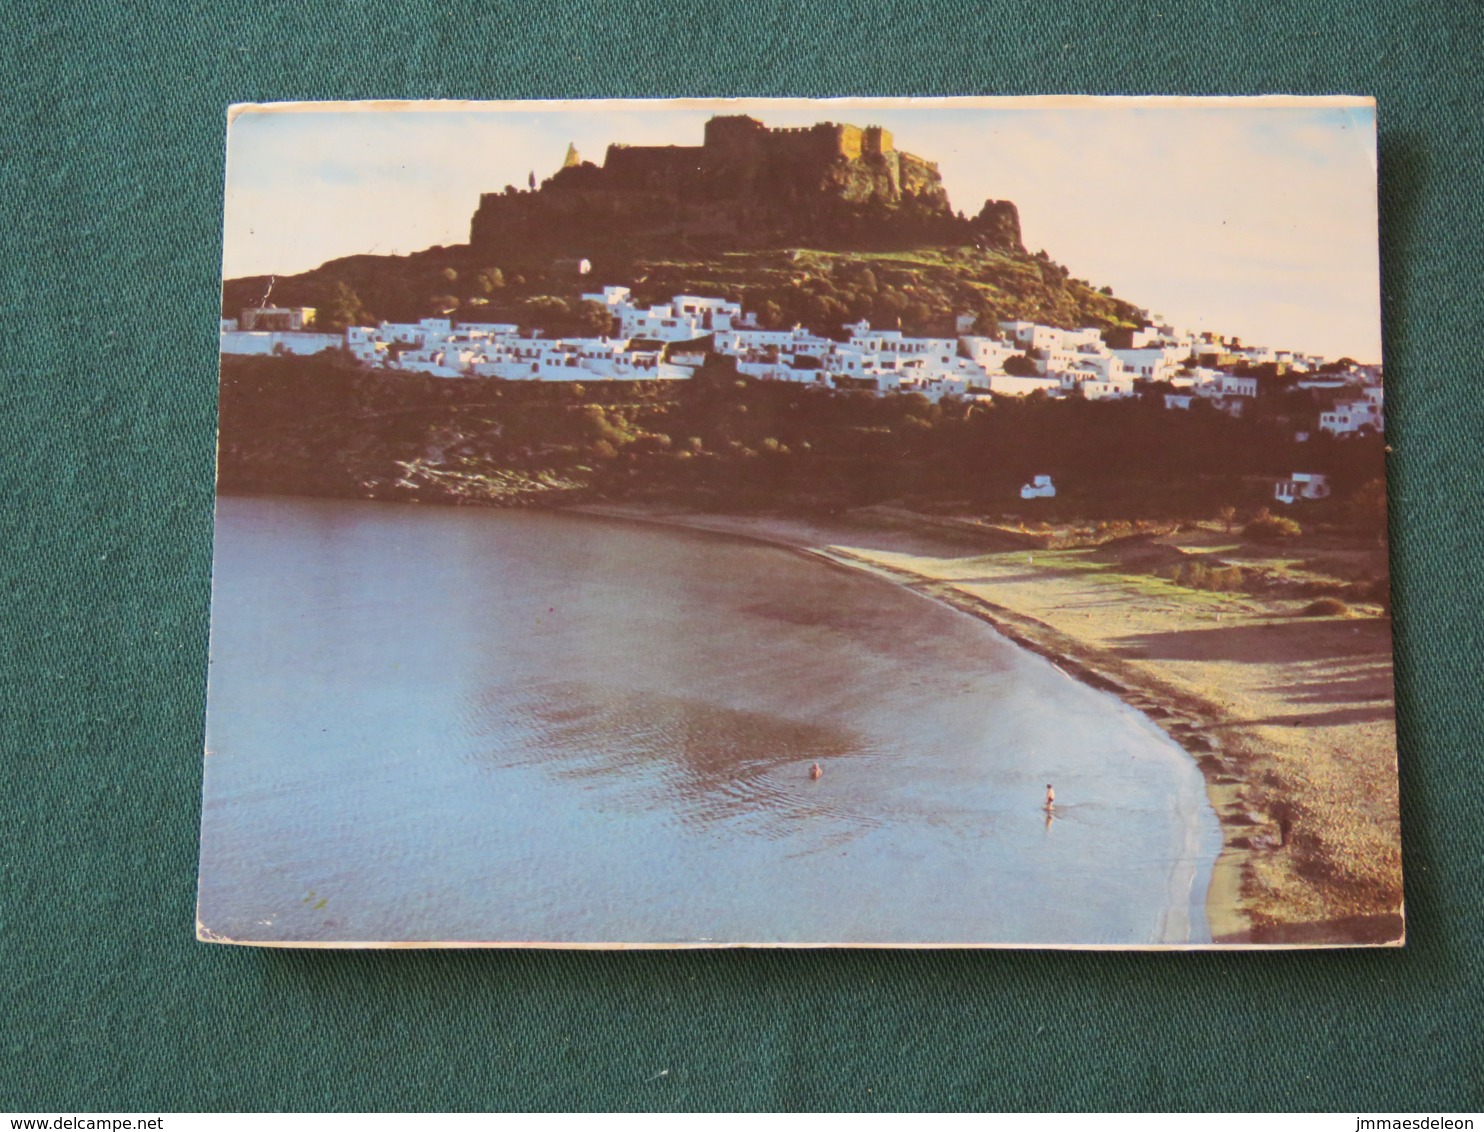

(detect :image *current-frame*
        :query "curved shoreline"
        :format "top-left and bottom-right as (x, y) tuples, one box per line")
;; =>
(211, 489), (1401, 945)
(566, 501), (1242, 945)
(564, 503), (1406, 947)
(799, 543), (1219, 947)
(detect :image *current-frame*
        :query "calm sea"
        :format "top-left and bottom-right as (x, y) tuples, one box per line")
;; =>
(199, 495), (1221, 945)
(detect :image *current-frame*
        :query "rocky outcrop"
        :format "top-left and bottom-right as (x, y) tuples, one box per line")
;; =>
(469, 115), (1024, 258)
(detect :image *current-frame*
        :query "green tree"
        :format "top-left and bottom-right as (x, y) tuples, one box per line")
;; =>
(971, 310), (1003, 336)
(519, 296), (571, 334)
(316, 282), (371, 331)
(1346, 478), (1389, 541)
(1244, 508), (1302, 541)
(575, 300), (615, 337)
(903, 301), (933, 332)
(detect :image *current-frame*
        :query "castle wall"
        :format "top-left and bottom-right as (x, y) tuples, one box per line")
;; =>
(862, 126), (893, 157)
(746, 122), (855, 166)
(602, 144), (706, 189)
(703, 115), (768, 155)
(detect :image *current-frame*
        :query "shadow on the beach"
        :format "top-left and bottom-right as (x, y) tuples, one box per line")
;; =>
(1207, 704), (1395, 730)
(1215, 910), (1405, 947)
(1111, 618), (1391, 663)
(944, 574), (1151, 610)
(1263, 671), (1395, 707)
(932, 570), (1078, 587)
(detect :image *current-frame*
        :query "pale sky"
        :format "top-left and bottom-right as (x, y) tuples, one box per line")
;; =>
(223, 97), (1382, 362)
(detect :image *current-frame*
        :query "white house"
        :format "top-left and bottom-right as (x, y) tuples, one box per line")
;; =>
(457, 322), (520, 338)
(1112, 345), (1186, 383)
(619, 304), (694, 341)
(959, 335), (1020, 373)
(1295, 376), (1353, 392)
(395, 348), (465, 377)
(1058, 327), (1106, 351)
(1274, 473), (1331, 505)
(988, 374), (1062, 398)
(1319, 400), (1384, 436)
(1076, 376), (1136, 400)
(1192, 371), (1258, 416)
(580, 285), (633, 309)
(672, 295), (742, 332)
(666, 340), (711, 368)
(240, 306), (316, 331)
(1212, 373), (1258, 398)
(219, 330), (342, 356)
(1233, 344), (1276, 365)
(846, 322), (958, 367)
(345, 325), (389, 365)
(1020, 474), (1056, 500)
(379, 318), (453, 347)
(579, 291), (743, 342)
(999, 320), (1063, 354)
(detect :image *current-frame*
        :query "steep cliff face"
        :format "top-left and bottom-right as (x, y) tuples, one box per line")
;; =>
(469, 115), (1023, 258)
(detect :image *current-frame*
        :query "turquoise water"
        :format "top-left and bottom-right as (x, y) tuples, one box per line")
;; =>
(198, 495), (1221, 945)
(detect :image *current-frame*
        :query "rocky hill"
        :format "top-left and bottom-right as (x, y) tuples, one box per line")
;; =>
(222, 114), (1144, 336)
(469, 114), (1025, 258)
(223, 243), (1142, 342)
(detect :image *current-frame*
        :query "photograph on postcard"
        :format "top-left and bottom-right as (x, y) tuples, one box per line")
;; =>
(199, 97), (1401, 947)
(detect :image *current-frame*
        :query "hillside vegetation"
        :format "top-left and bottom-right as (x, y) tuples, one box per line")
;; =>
(218, 352), (1387, 525)
(223, 243), (1144, 339)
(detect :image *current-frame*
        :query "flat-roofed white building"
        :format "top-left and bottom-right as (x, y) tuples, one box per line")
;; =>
(999, 320), (1063, 353)
(1319, 400), (1384, 436)
(240, 306), (316, 331)
(1076, 376), (1136, 400)
(1112, 346), (1185, 383)
(456, 322), (520, 338)
(220, 330), (342, 356)
(379, 319), (453, 347)
(959, 336), (1020, 373)
(987, 373), (1062, 398)
(672, 295), (742, 331)
(1274, 473), (1331, 504)
(1020, 474), (1056, 499)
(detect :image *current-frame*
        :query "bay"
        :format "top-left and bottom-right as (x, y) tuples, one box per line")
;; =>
(199, 495), (1221, 945)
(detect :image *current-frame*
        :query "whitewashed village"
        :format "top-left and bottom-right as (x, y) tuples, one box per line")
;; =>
(222, 288), (1384, 504)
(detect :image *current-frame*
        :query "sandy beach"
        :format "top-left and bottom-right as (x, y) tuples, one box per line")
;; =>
(570, 501), (1405, 946)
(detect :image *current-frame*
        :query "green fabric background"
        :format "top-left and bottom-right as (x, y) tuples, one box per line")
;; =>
(2, 0), (1480, 1113)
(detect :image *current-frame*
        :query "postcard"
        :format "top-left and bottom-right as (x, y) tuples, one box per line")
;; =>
(199, 96), (1401, 948)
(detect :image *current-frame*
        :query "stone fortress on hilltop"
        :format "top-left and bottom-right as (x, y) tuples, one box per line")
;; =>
(469, 114), (1024, 257)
